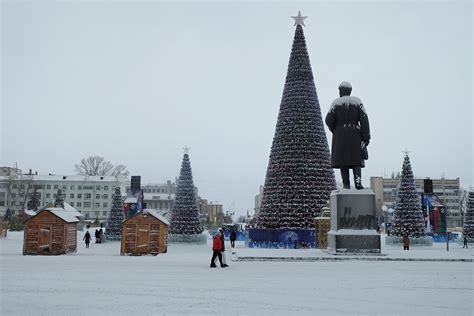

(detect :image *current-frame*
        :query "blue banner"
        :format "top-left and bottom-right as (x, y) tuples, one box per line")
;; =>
(245, 228), (316, 249)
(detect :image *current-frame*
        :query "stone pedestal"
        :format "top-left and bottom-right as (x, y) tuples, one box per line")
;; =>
(326, 188), (381, 254)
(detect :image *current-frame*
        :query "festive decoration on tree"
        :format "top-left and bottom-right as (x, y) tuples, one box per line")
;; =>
(106, 187), (125, 240)
(256, 15), (336, 229)
(392, 153), (425, 238)
(54, 189), (65, 208)
(463, 190), (474, 239)
(27, 187), (41, 210)
(170, 150), (203, 235)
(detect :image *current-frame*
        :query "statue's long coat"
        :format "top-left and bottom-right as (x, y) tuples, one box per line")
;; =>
(325, 96), (370, 168)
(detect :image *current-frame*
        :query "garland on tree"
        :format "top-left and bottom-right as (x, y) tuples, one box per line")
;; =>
(463, 190), (474, 239)
(169, 153), (203, 235)
(392, 154), (425, 238)
(106, 187), (124, 240)
(256, 23), (335, 229)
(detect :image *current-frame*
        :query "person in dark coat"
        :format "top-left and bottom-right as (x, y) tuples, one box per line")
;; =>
(95, 229), (100, 243)
(210, 231), (226, 268)
(463, 235), (468, 248)
(99, 228), (104, 243)
(403, 234), (410, 251)
(83, 231), (92, 248)
(325, 81), (370, 189)
(229, 229), (237, 248)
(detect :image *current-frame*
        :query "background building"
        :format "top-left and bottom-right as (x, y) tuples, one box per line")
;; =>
(370, 176), (462, 228)
(0, 169), (127, 221)
(254, 185), (264, 216)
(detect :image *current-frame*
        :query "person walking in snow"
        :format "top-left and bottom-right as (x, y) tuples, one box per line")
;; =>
(463, 235), (468, 248)
(210, 231), (226, 268)
(99, 228), (104, 243)
(217, 228), (229, 267)
(230, 228), (237, 248)
(83, 231), (92, 248)
(95, 229), (100, 243)
(403, 234), (410, 251)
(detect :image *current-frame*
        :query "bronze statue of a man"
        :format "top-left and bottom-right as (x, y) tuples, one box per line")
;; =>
(325, 82), (370, 190)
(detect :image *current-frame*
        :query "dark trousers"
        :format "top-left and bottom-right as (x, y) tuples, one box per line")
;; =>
(404, 246), (409, 250)
(341, 167), (361, 188)
(211, 250), (223, 266)
(85, 242), (90, 248)
(463, 243), (468, 248)
(230, 240), (235, 248)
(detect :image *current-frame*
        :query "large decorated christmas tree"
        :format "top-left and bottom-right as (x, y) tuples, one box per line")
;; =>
(257, 12), (335, 229)
(106, 187), (125, 240)
(169, 150), (204, 238)
(463, 190), (474, 239)
(392, 153), (425, 238)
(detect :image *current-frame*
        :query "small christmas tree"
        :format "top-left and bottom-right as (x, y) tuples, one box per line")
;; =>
(170, 151), (203, 235)
(463, 190), (474, 239)
(27, 187), (41, 210)
(257, 15), (335, 229)
(54, 189), (65, 208)
(106, 187), (124, 240)
(392, 153), (425, 238)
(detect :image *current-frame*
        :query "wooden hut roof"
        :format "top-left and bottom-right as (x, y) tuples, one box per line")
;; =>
(41, 201), (83, 217)
(124, 209), (170, 226)
(26, 209), (80, 223)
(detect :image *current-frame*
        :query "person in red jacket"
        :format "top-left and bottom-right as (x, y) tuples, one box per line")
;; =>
(210, 231), (226, 268)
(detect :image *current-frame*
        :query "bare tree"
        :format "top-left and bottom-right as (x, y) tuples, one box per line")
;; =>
(7, 172), (33, 210)
(74, 156), (130, 177)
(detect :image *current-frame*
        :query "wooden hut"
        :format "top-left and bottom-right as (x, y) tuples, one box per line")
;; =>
(23, 208), (79, 255)
(121, 209), (169, 256)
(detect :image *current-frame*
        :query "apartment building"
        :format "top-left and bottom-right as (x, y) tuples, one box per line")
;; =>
(370, 177), (462, 228)
(0, 172), (127, 221)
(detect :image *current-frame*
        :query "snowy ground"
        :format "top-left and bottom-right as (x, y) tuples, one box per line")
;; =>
(1, 231), (473, 316)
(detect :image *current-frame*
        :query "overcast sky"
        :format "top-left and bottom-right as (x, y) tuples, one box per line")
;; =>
(1, 1), (472, 217)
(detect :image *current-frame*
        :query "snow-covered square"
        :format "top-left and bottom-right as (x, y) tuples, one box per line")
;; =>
(1, 231), (473, 315)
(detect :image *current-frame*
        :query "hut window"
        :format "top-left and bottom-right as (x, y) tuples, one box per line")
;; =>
(77, 202), (82, 207)
(103, 211), (107, 216)
(0, 201), (4, 206)
(96, 186), (101, 190)
(78, 193), (82, 199)
(103, 202), (108, 208)
(96, 194), (100, 199)
(84, 202), (91, 208)
(102, 194), (108, 199)
(70, 185), (75, 190)
(46, 193), (50, 198)
(54, 185), (58, 189)
(70, 202), (74, 207)
(70, 194), (74, 199)
(85, 194), (91, 200)
(95, 202), (100, 208)
(104, 186), (108, 191)
(95, 211), (99, 216)
(78, 185), (82, 190)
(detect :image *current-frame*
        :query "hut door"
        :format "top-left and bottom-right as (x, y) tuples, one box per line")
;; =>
(38, 225), (52, 253)
(136, 225), (149, 254)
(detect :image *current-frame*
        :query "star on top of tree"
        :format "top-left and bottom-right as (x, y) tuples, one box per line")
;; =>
(183, 145), (191, 154)
(291, 10), (307, 26)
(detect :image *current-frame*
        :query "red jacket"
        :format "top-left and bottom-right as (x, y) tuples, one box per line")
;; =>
(212, 235), (222, 251)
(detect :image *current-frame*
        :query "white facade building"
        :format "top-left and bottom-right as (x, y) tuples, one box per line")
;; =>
(0, 173), (127, 221)
(370, 177), (462, 228)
